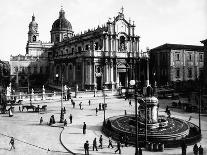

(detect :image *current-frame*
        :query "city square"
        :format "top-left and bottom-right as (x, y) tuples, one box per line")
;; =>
(0, 0), (207, 155)
(0, 90), (207, 154)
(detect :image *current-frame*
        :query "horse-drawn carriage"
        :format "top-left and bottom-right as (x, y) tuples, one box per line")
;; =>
(22, 105), (47, 112)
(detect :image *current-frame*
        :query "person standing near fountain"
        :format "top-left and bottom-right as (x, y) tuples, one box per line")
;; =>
(181, 140), (187, 155)
(193, 143), (198, 155)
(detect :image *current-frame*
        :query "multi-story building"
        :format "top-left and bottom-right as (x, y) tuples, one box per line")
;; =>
(201, 39), (207, 88)
(10, 14), (53, 89)
(150, 43), (204, 87)
(48, 8), (141, 90)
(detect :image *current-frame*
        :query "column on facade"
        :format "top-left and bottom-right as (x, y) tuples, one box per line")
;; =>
(110, 60), (114, 85)
(114, 59), (118, 88)
(104, 59), (108, 84)
(182, 50), (186, 81)
(82, 59), (85, 89)
(73, 62), (76, 82)
(105, 35), (109, 51)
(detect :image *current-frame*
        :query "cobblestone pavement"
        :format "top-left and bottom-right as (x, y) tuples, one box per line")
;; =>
(0, 95), (206, 155)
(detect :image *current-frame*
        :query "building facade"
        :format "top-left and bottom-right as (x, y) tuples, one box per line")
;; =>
(10, 14), (53, 89)
(48, 8), (141, 90)
(150, 44), (204, 86)
(201, 39), (207, 88)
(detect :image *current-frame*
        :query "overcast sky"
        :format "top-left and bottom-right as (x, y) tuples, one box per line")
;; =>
(0, 0), (206, 61)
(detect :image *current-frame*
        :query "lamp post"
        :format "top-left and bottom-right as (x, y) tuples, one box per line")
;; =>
(94, 84), (96, 97)
(130, 80), (139, 155)
(199, 86), (201, 133)
(60, 73), (64, 123)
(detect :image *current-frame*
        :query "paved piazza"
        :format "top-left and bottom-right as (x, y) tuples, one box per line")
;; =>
(0, 95), (206, 155)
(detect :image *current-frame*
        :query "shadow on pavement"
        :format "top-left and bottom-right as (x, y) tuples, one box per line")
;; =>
(0, 147), (10, 151)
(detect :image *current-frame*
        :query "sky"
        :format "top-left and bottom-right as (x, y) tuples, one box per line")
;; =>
(0, 0), (206, 61)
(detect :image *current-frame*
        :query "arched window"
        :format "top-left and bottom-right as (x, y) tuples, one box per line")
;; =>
(120, 36), (125, 51)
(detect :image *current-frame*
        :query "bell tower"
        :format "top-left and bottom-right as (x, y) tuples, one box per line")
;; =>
(28, 14), (39, 43)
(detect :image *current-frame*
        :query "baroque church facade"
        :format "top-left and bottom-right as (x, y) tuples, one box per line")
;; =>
(10, 7), (145, 91)
(48, 8), (141, 90)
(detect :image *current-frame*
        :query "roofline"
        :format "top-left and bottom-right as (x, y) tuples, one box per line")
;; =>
(150, 43), (204, 52)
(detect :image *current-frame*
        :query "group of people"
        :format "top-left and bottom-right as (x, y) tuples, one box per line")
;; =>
(84, 135), (123, 155)
(181, 141), (204, 155)
(193, 143), (203, 155)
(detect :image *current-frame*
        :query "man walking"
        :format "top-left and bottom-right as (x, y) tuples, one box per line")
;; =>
(108, 137), (113, 148)
(9, 137), (15, 150)
(93, 138), (98, 151)
(96, 108), (98, 116)
(84, 140), (89, 155)
(69, 114), (72, 124)
(99, 135), (103, 149)
(79, 102), (82, 110)
(40, 117), (43, 125)
(83, 122), (86, 134)
(115, 141), (121, 154)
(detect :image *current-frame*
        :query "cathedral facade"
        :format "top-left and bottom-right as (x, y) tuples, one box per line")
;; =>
(48, 8), (141, 91)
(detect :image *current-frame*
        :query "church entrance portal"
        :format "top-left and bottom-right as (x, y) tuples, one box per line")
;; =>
(119, 72), (126, 87)
(96, 76), (102, 90)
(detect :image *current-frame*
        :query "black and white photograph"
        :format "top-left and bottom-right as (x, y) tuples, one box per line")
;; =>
(0, 0), (206, 154)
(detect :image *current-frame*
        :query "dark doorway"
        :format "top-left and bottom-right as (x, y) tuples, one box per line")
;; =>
(119, 72), (126, 87)
(96, 76), (102, 90)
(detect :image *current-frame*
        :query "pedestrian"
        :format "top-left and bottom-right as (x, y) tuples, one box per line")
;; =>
(19, 106), (21, 112)
(93, 138), (98, 151)
(198, 145), (203, 155)
(108, 137), (113, 148)
(99, 135), (103, 149)
(115, 141), (121, 154)
(99, 103), (101, 110)
(83, 122), (86, 134)
(88, 100), (91, 106)
(125, 110), (127, 115)
(84, 140), (89, 155)
(79, 102), (82, 110)
(96, 108), (98, 116)
(40, 117), (43, 125)
(181, 140), (187, 155)
(63, 107), (66, 114)
(124, 135), (129, 147)
(193, 143), (198, 155)
(9, 137), (15, 150)
(129, 100), (132, 106)
(72, 101), (75, 108)
(64, 119), (67, 126)
(69, 114), (72, 124)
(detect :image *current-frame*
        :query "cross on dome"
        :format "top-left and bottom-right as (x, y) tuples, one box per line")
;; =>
(121, 6), (124, 14)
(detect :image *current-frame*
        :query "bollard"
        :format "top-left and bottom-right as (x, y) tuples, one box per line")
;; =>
(160, 143), (164, 152)
(149, 143), (153, 151)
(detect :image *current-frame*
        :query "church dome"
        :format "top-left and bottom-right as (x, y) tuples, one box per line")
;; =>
(51, 8), (72, 31)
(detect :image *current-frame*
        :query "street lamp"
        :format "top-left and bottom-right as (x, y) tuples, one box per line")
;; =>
(59, 73), (64, 123)
(130, 80), (139, 155)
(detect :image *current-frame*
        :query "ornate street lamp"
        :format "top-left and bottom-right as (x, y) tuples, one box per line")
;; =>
(130, 80), (139, 155)
(57, 73), (64, 123)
